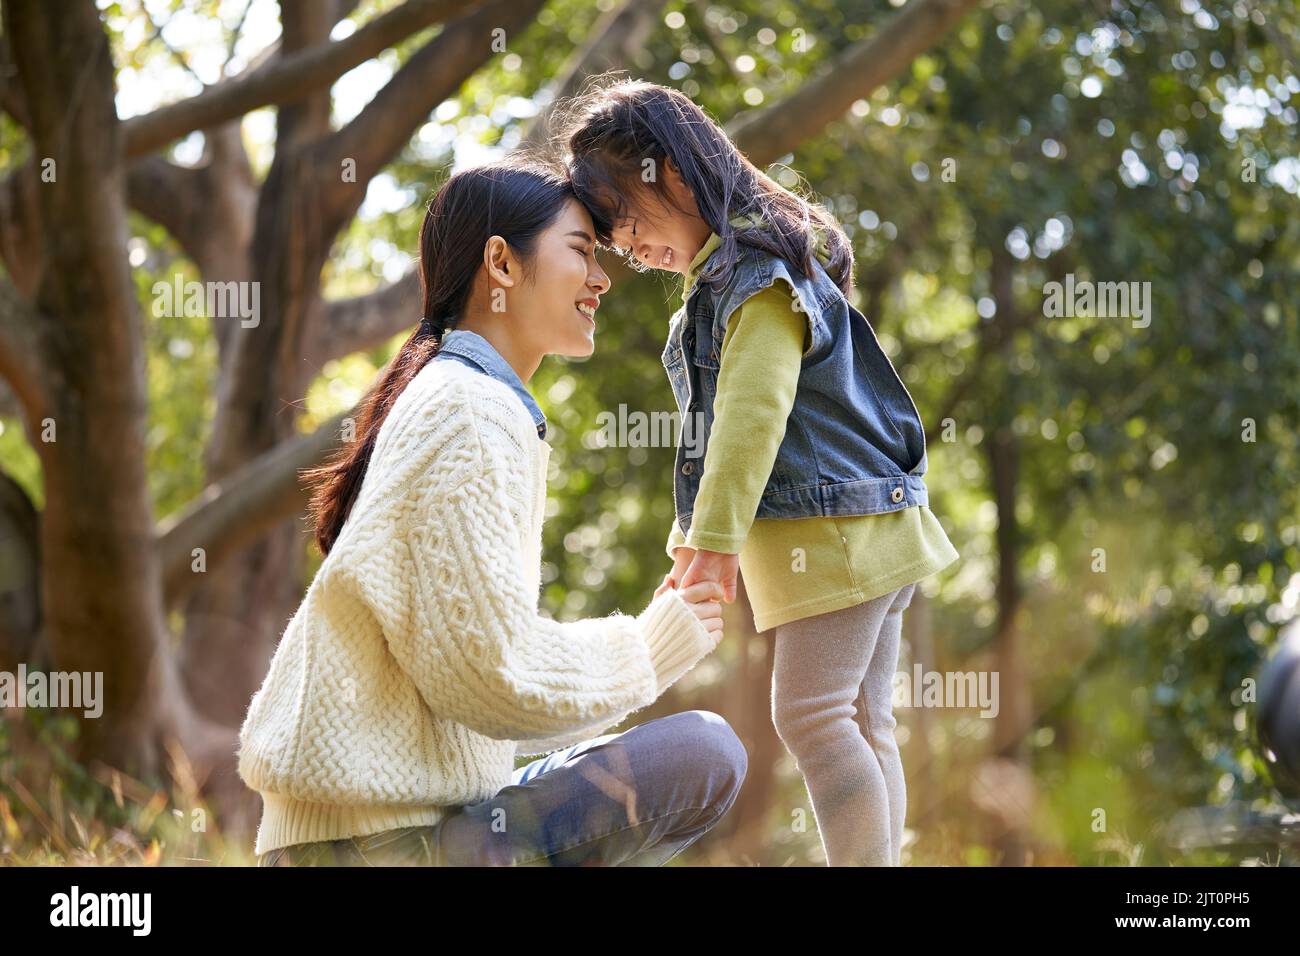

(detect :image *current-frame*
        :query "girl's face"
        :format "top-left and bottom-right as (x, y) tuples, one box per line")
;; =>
(605, 159), (712, 275)
(517, 198), (611, 359)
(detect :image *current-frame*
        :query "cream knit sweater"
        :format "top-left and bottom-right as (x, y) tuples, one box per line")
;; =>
(237, 358), (717, 856)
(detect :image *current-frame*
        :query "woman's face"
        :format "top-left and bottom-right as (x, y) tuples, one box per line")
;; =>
(517, 198), (611, 359)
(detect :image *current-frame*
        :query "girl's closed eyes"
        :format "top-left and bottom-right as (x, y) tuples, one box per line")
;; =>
(596, 164), (712, 277)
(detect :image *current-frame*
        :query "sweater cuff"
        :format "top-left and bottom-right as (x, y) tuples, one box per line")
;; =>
(636, 587), (716, 696)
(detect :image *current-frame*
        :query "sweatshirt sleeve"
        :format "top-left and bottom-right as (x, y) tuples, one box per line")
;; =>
(684, 282), (806, 554)
(368, 437), (717, 745)
(665, 515), (689, 558)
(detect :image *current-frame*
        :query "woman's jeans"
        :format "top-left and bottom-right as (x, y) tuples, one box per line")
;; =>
(771, 584), (916, 866)
(255, 710), (747, 866)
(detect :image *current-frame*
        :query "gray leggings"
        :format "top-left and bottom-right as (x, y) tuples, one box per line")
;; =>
(770, 583), (916, 866)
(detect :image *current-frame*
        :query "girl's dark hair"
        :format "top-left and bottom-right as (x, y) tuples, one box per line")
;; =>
(555, 75), (854, 297)
(303, 158), (577, 557)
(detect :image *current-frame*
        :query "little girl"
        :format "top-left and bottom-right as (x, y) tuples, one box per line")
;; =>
(559, 79), (959, 866)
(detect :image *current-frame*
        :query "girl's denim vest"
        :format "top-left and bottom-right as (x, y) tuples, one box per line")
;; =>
(662, 240), (930, 536)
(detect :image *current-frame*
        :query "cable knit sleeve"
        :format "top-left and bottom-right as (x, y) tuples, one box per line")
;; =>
(364, 415), (717, 745)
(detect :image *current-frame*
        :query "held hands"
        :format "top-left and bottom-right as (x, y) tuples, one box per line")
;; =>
(654, 545), (739, 606)
(680, 548), (739, 605)
(654, 546), (740, 603)
(654, 546), (735, 648)
(672, 581), (725, 647)
(654, 546), (697, 599)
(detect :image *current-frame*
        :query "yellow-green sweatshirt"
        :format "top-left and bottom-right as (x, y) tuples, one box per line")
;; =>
(666, 229), (959, 631)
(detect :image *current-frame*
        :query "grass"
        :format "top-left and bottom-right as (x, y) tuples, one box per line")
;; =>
(0, 706), (255, 867)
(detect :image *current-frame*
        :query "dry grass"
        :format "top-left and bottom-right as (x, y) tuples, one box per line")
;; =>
(0, 707), (257, 867)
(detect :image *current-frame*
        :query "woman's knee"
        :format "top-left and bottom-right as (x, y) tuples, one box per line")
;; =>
(648, 710), (748, 789)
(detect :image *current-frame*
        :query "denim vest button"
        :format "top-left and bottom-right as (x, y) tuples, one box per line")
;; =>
(682, 461), (695, 475)
(891, 486), (905, 503)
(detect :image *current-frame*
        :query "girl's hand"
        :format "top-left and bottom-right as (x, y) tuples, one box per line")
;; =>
(676, 581), (725, 645)
(654, 546), (696, 597)
(681, 549), (739, 604)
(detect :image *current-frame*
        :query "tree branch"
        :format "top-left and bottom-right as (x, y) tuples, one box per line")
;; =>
(126, 155), (206, 248)
(0, 160), (42, 296)
(727, 0), (981, 166)
(158, 408), (353, 607)
(924, 243), (1031, 445)
(121, 0), (481, 158)
(318, 0), (547, 228)
(126, 122), (256, 371)
(0, 275), (46, 421)
(520, 0), (666, 151)
(316, 270), (420, 366)
(221, 0), (254, 76)
(0, 27), (30, 129)
(138, 0), (207, 87)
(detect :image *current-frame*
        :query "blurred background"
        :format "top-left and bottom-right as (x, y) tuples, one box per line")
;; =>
(1, 0), (1298, 866)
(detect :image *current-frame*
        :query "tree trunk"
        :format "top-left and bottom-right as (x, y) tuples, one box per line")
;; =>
(0, 469), (42, 672)
(178, 3), (339, 728)
(5, 0), (233, 781)
(964, 241), (1036, 866)
(987, 424), (1032, 865)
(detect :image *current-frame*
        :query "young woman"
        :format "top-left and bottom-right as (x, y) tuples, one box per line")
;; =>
(237, 160), (747, 866)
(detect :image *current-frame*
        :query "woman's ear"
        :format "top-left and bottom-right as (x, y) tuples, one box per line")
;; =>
(483, 235), (517, 289)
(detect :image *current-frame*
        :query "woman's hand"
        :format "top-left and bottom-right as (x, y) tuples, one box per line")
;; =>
(654, 546), (696, 598)
(675, 580), (725, 646)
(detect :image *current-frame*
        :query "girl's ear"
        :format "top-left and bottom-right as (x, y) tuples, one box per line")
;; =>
(483, 235), (517, 288)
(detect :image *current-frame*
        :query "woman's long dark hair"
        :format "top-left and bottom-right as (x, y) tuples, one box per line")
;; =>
(554, 74), (854, 297)
(303, 159), (578, 557)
